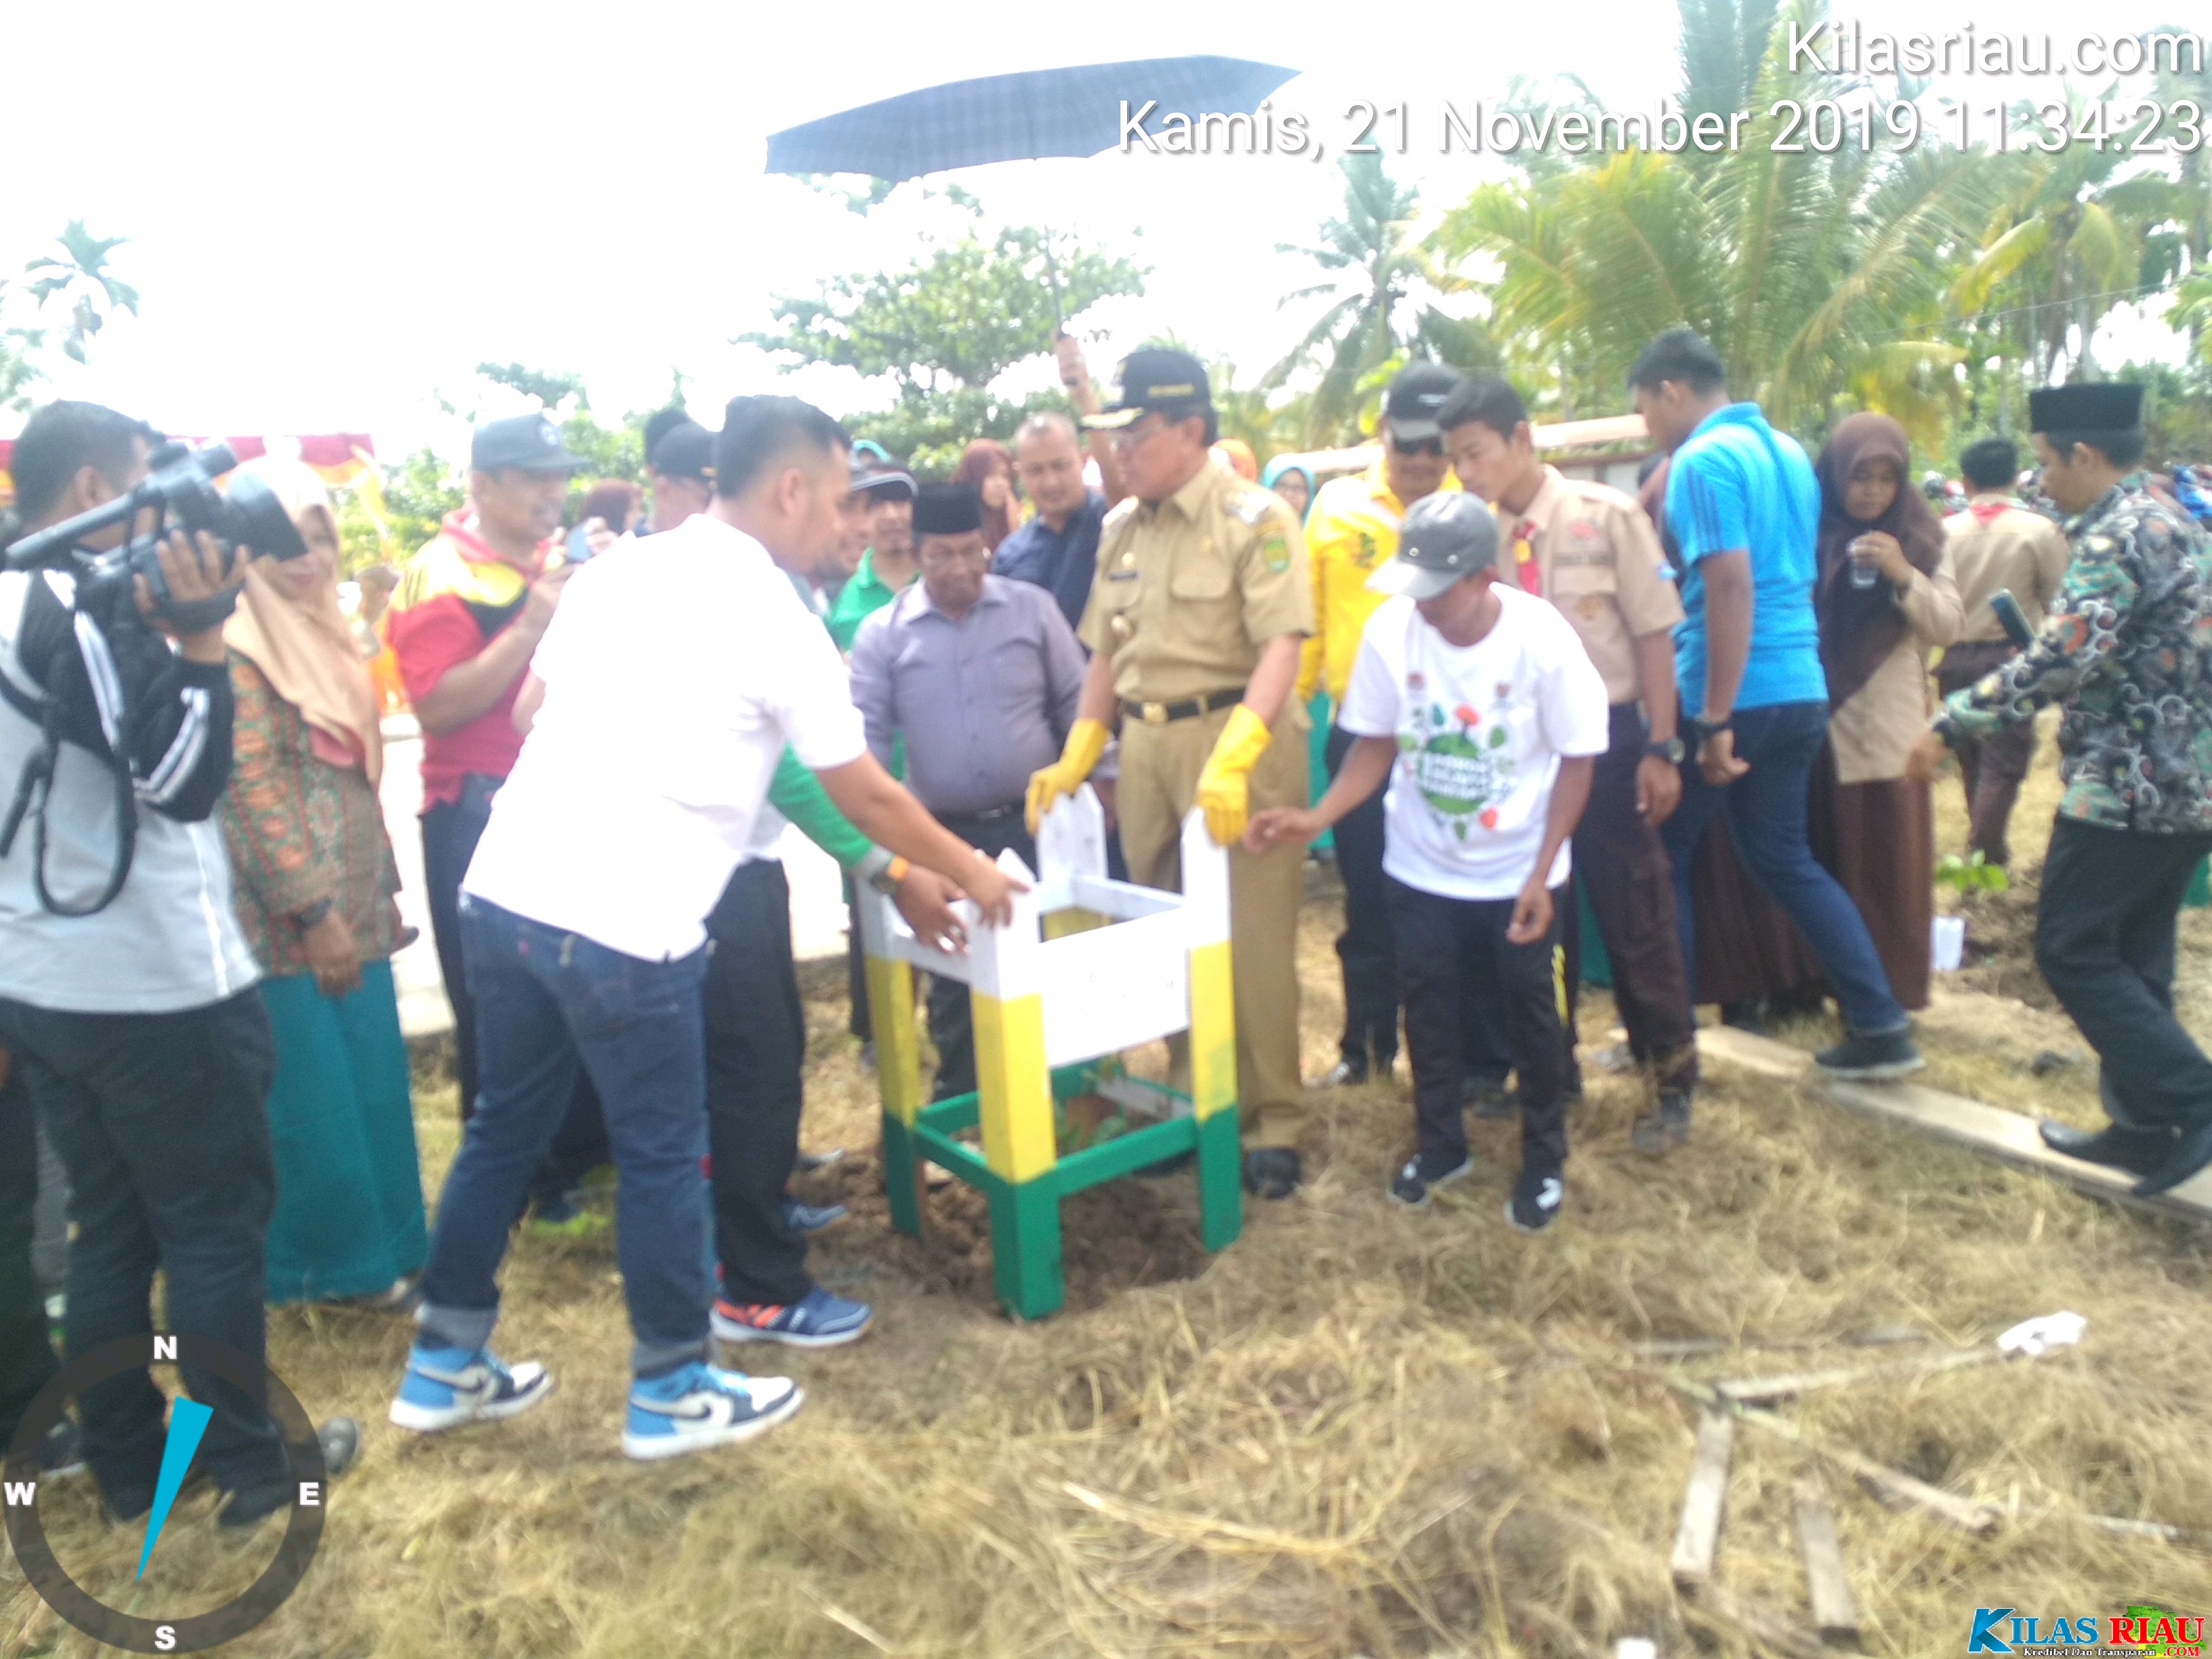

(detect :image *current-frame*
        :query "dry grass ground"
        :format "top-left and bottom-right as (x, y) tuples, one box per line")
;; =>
(6, 732), (2210, 1658)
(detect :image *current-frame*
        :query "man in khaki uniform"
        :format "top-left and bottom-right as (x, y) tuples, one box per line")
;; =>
(1936, 435), (2072, 867)
(1026, 349), (1315, 1198)
(1442, 374), (1704, 1155)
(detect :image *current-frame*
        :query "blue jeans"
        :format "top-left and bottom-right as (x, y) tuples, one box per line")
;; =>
(1661, 701), (1907, 1036)
(418, 897), (712, 1376)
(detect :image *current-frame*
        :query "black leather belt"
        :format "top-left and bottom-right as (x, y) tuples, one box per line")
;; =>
(941, 801), (1023, 825)
(1120, 688), (1244, 725)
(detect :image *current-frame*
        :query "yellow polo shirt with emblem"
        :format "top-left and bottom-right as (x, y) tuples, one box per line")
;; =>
(1078, 459), (1313, 700)
(1294, 460), (1462, 704)
(1507, 465), (1683, 705)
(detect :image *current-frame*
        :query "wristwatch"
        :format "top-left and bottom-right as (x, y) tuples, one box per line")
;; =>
(293, 898), (335, 931)
(1644, 735), (1687, 764)
(1685, 713), (1734, 748)
(855, 846), (910, 897)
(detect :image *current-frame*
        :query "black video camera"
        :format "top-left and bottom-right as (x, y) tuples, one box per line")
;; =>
(3, 439), (307, 632)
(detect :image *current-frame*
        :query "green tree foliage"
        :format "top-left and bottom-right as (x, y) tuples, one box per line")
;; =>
(1432, 0), (2000, 447)
(741, 205), (1145, 476)
(1951, 98), (2184, 383)
(2, 221), (139, 411)
(1268, 155), (1492, 445)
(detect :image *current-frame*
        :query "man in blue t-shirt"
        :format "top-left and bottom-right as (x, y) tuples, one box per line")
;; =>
(1629, 327), (1920, 1078)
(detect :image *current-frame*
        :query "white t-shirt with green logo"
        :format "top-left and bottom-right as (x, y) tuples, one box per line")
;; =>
(1338, 585), (1610, 901)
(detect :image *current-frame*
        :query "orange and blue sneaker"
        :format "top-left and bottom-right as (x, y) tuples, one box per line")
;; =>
(711, 1286), (872, 1349)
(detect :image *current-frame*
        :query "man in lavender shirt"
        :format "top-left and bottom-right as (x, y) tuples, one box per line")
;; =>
(850, 483), (1088, 1101)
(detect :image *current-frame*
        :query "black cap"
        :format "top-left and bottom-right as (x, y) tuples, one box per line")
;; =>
(1083, 348), (1212, 430)
(649, 421), (716, 483)
(914, 483), (984, 537)
(471, 412), (585, 474)
(1367, 493), (1502, 599)
(1382, 362), (1467, 444)
(2029, 382), (2144, 435)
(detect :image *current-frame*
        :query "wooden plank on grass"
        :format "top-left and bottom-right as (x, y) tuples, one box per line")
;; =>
(1793, 1483), (1860, 1645)
(1668, 1381), (2001, 1536)
(1695, 1029), (2212, 1224)
(1670, 1411), (1735, 1587)
(1715, 1347), (1996, 1405)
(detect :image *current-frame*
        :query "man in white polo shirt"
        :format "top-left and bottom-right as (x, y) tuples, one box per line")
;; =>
(387, 396), (1019, 1463)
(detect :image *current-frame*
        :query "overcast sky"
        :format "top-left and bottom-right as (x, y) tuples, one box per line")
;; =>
(2, 0), (2194, 459)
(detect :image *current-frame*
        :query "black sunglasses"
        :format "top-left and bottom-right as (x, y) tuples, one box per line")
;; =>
(1390, 432), (1445, 458)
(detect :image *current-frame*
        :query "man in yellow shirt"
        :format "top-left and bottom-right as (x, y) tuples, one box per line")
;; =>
(1298, 364), (1510, 1098)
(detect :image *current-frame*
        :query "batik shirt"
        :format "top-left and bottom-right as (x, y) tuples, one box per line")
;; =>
(1936, 483), (2212, 834)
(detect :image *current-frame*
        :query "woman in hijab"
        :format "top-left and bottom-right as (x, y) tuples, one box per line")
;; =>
(220, 461), (426, 1307)
(1261, 455), (1315, 523)
(952, 438), (1021, 552)
(1809, 413), (1962, 1012)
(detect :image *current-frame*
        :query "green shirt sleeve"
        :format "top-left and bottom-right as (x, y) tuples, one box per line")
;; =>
(766, 745), (872, 870)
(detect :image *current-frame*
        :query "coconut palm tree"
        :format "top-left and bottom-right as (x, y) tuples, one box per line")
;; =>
(1267, 155), (1486, 444)
(22, 220), (139, 365)
(1431, 0), (2003, 445)
(1950, 98), (2183, 383)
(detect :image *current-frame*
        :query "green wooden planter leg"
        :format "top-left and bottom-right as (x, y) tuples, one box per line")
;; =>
(882, 1109), (921, 1237)
(989, 1176), (1064, 1321)
(1195, 1109), (1244, 1252)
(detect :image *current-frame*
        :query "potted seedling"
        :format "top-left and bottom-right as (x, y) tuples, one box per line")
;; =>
(1931, 852), (2008, 969)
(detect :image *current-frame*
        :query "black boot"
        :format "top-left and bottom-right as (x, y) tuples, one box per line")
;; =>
(2037, 1118), (2171, 1176)
(1632, 1089), (1693, 1157)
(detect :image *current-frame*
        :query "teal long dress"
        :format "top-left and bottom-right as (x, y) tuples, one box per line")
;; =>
(220, 652), (426, 1303)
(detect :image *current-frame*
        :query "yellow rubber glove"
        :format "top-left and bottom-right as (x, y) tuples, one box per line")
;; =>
(1025, 717), (1110, 832)
(1194, 704), (1273, 847)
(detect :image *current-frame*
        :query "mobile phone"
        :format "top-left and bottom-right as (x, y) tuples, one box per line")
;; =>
(1988, 589), (2034, 648)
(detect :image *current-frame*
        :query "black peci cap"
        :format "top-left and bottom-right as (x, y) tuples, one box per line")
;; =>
(471, 412), (585, 474)
(2029, 382), (2144, 435)
(913, 483), (984, 537)
(1083, 348), (1213, 430)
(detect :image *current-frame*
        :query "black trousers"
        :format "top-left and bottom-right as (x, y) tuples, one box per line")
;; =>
(2034, 817), (2212, 1132)
(0, 991), (287, 1504)
(704, 859), (813, 1306)
(422, 775), (609, 1201)
(1563, 704), (1698, 1090)
(928, 807), (1038, 1102)
(1330, 725), (1511, 1080)
(0, 1067), (59, 1453)
(1385, 876), (1569, 1174)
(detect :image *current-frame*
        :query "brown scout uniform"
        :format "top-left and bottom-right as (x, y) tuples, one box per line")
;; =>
(1506, 465), (1698, 1086)
(1080, 461), (1315, 1147)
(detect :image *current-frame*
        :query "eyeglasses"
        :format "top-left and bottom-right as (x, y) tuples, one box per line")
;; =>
(1389, 433), (1445, 459)
(1109, 417), (1169, 451)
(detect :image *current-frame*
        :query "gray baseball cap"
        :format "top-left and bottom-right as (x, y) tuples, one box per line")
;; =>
(1367, 492), (1502, 600)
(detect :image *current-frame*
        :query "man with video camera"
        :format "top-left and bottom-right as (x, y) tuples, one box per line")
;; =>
(0, 401), (354, 1526)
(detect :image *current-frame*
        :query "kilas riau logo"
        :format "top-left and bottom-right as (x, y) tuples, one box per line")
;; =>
(1400, 698), (1511, 838)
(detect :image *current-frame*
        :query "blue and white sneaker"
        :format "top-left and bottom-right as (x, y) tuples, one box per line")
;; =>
(389, 1344), (554, 1433)
(711, 1285), (874, 1349)
(622, 1361), (804, 1461)
(784, 1197), (849, 1234)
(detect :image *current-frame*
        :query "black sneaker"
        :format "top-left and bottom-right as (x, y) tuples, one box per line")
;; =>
(1506, 1166), (1565, 1233)
(1314, 1057), (1369, 1088)
(1465, 1073), (1515, 1120)
(1631, 1089), (1693, 1157)
(1814, 1027), (1924, 1080)
(1388, 1149), (1473, 1208)
(220, 1417), (361, 1531)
